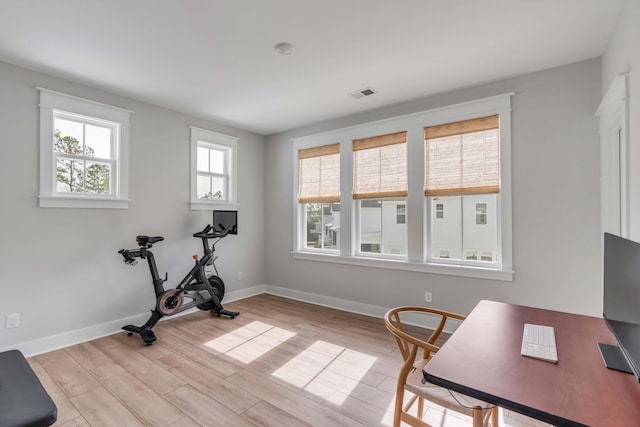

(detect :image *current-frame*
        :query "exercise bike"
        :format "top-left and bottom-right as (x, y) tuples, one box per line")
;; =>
(118, 224), (239, 345)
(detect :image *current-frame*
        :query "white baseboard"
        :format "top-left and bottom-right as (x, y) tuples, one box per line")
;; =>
(2, 284), (457, 357)
(0, 312), (152, 358)
(262, 285), (461, 334)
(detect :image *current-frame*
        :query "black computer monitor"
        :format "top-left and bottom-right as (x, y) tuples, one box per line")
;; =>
(600, 232), (640, 381)
(212, 210), (237, 234)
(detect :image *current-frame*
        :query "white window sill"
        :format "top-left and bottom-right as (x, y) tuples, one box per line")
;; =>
(38, 196), (129, 209)
(291, 251), (514, 281)
(190, 201), (239, 211)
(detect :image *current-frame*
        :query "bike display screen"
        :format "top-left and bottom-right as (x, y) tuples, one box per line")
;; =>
(213, 210), (238, 235)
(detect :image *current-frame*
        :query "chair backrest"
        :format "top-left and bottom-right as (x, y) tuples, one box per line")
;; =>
(384, 306), (466, 363)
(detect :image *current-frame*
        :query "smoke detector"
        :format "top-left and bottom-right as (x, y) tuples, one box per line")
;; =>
(349, 87), (377, 99)
(274, 42), (295, 55)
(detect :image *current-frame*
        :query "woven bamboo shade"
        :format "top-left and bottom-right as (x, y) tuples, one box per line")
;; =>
(298, 143), (340, 203)
(425, 115), (499, 196)
(353, 131), (407, 199)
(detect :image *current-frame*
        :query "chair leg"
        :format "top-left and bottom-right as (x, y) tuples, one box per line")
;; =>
(417, 396), (424, 420)
(491, 406), (499, 426)
(472, 406), (484, 427)
(393, 386), (404, 427)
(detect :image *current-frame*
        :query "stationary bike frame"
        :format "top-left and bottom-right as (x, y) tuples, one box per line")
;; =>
(119, 224), (239, 344)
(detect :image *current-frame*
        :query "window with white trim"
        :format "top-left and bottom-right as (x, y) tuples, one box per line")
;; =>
(190, 127), (238, 210)
(353, 131), (408, 256)
(425, 115), (500, 266)
(292, 94), (513, 280)
(38, 88), (132, 209)
(297, 143), (340, 250)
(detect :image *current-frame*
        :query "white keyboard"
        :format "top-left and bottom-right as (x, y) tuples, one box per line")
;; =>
(521, 323), (558, 363)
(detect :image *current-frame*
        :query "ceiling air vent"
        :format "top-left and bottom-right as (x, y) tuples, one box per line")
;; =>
(349, 87), (376, 99)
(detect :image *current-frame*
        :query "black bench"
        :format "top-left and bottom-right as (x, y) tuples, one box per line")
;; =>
(0, 350), (57, 427)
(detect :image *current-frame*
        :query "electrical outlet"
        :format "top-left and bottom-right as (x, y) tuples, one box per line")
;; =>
(6, 313), (19, 328)
(424, 291), (432, 303)
(237, 271), (243, 281)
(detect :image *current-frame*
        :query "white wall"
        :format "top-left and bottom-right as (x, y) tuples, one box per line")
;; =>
(602, 0), (640, 240)
(0, 61), (265, 354)
(264, 58), (603, 317)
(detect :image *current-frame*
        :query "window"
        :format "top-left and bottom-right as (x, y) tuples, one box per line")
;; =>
(353, 132), (408, 256)
(297, 143), (340, 250)
(425, 115), (500, 266)
(396, 204), (406, 224)
(292, 94), (512, 280)
(190, 127), (238, 210)
(38, 88), (132, 208)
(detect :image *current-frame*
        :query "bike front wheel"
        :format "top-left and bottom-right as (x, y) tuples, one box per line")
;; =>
(196, 276), (226, 310)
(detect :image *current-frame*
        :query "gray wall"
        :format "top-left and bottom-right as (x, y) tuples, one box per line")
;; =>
(603, 0), (640, 240)
(264, 58), (603, 317)
(0, 61), (265, 353)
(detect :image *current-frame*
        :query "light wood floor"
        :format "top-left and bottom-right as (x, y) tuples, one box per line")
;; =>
(29, 294), (548, 427)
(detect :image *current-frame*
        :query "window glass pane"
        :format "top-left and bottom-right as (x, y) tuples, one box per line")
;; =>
(306, 203), (322, 248)
(197, 175), (225, 200)
(85, 124), (112, 159)
(359, 199), (407, 255)
(56, 158), (85, 193)
(462, 194), (498, 262)
(54, 118), (84, 154)
(197, 175), (211, 198)
(430, 196), (462, 260)
(382, 200), (406, 255)
(210, 176), (225, 199)
(85, 161), (111, 194)
(360, 199), (381, 252)
(209, 149), (225, 174)
(305, 203), (340, 250)
(197, 147), (210, 172)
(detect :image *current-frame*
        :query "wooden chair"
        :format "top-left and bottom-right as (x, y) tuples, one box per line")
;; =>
(384, 306), (498, 427)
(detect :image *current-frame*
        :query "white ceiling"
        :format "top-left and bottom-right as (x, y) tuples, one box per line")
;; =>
(0, 0), (623, 135)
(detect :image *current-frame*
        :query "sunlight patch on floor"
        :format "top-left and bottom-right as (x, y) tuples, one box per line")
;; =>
(203, 321), (296, 363)
(272, 340), (377, 405)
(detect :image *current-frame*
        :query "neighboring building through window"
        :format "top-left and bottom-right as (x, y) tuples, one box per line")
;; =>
(190, 127), (238, 210)
(38, 88), (132, 208)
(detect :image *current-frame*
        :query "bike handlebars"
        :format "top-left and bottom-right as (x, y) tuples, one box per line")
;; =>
(119, 224), (230, 266)
(192, 224), (232, 239)
(118, 248), (139, 265)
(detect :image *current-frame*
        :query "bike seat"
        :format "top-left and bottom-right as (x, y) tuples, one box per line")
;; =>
(136, 235), (164, 247)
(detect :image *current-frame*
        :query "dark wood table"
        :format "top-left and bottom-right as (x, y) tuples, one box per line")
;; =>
(422, 300), (640, 426)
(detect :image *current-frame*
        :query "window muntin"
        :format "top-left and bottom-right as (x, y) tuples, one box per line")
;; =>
(297, 143), (340, 252)
(189, 126), (238, 210)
